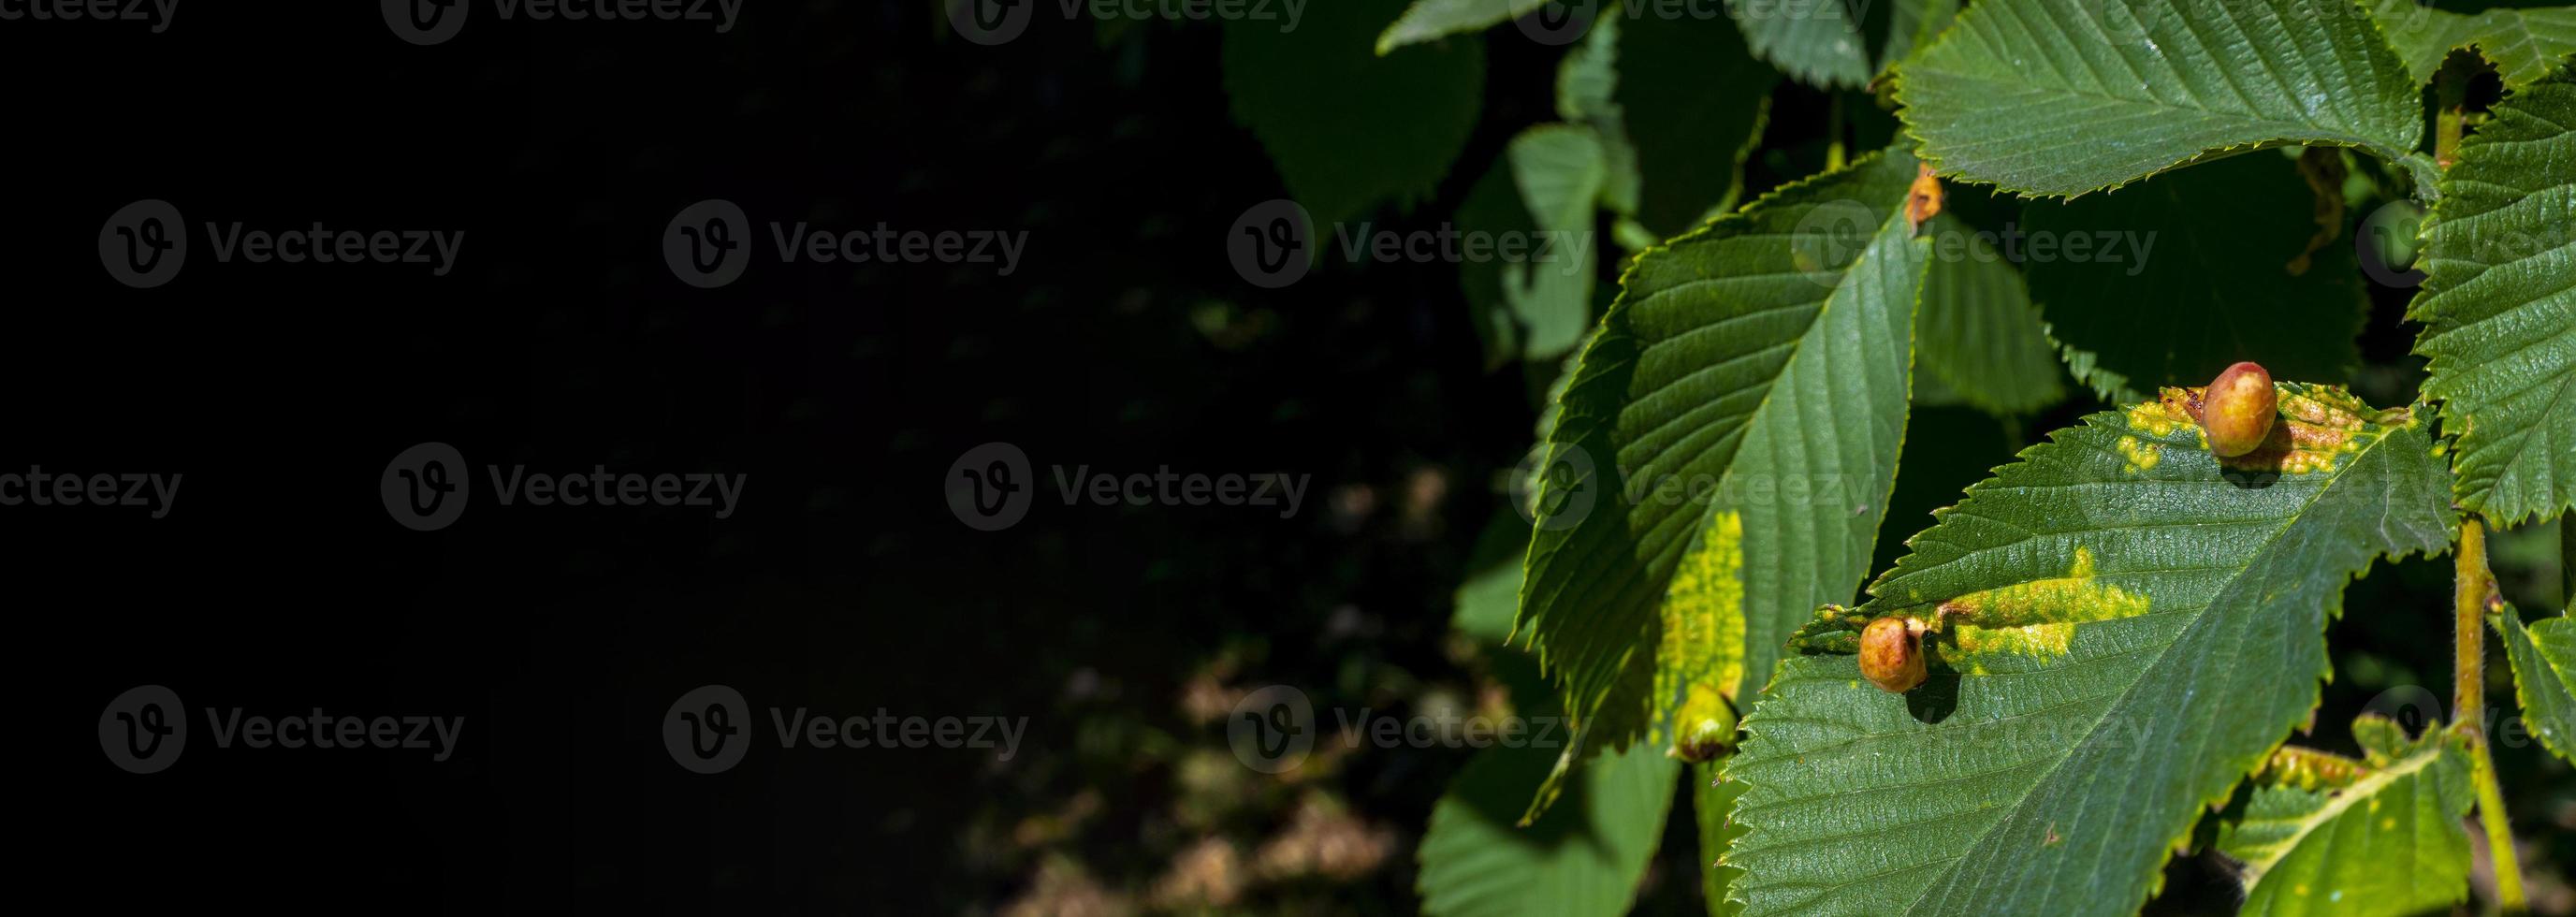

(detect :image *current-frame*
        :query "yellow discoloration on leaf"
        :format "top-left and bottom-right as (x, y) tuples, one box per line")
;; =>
(1936, 546), (2149, 629)
(2129, 382), (2392, 475)
(2117, 434), (2161, 473)
(2262, 745), (2370, 791)
(1656, 511), (1745, 761)
(2125, 399), (2195, 439)
(1947, 621), (2080, 673)
(2208, 383), (2381, 475)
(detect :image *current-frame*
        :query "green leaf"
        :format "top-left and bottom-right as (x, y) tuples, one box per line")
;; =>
(1879, 0), (1961, 74)
(2028, 153), (2368, 402)
(1556, 10), (1644, 221)
(1459, 515), (1537, 643)
(1457, 125), (1610, 365)
(1419, 740), (1681, 917)
(1897, 0), (2423, 197)
(1914, 211), (2067, 415)
(1428, 531), (1683, 917)
(1515, 147), (1929, 817)
(1724, 383), (2456, 916)
(1227, 0), (1484, 224)
(1731, 0), (1874, 88)
(1377, 0), (1546, 54)
(2408, 67), (2576, 524)
(1695, 763), (1749, 917)
(2375, 0), (2576, 89)
(1617, 7), (1778, 236)
(2495, 608), (2576, 764)
(2215, 718), (2475, 917)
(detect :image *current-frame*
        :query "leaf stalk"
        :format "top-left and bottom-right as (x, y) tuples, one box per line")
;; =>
(2453, 518), (2526, 911)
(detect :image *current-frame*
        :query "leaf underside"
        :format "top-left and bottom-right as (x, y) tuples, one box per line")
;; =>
(1725, 384), (2454, 915)
(1377, 0), (1547, 54)
(1912, 211), (2067, 415)
(2028, 153), (2369, 402)
(2376, 0), (2576, 89)
(1226, 0), (1483, 224)
(2214, 718), (2474, 917)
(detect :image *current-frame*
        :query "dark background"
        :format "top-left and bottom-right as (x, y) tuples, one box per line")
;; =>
(19, 2), (2569, 914)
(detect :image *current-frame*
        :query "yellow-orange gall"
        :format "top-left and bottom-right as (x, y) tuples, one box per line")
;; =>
(2201, 361), (2278, 458)
(1858, 616), (1928, 693)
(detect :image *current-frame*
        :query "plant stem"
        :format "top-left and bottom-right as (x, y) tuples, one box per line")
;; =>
(2437, 106), (2465, 169)
(2561, 514), (2572, 611)
(2454, 519), (2527, 911)
(1826, 94), (1846, 171)
(2433, 62), (2469, 170)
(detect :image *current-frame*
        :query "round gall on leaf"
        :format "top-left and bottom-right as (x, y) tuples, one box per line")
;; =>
(2201, 361), (2278, 458)
(1858, 616), (1927, 693)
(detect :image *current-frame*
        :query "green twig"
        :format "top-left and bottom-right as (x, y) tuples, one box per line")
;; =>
(2453, 520), (2527, 912)
(1826, 94), (1846, 171)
